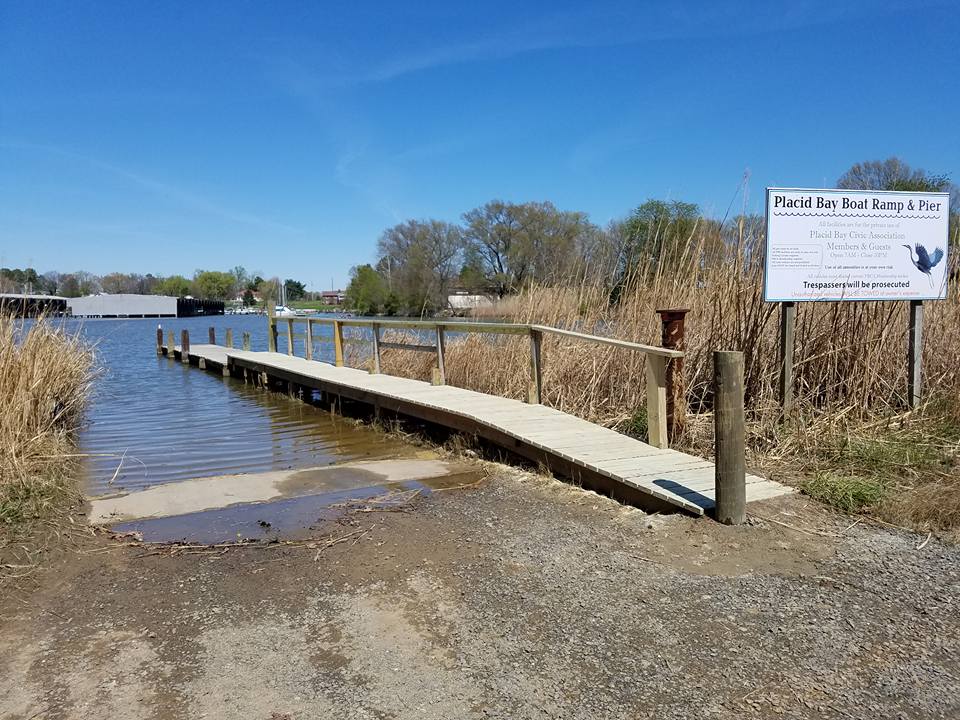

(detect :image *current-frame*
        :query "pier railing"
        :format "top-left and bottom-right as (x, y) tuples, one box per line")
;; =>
(267, 315), (683, 449)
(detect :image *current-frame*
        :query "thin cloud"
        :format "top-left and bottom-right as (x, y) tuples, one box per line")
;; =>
(0, 140), (301, 234)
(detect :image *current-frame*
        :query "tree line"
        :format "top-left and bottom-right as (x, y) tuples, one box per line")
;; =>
(346, 157), (959, 315)
(0, 265), (312, 305)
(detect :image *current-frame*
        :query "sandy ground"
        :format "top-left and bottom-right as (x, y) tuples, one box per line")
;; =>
(2, 464), (959, 720)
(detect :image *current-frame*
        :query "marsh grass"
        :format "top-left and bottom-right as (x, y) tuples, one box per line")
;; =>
(0, 313), (95, 536)
(351, 218), (960, 533)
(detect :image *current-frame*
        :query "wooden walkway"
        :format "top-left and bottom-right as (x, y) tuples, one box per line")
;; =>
(163, 342), (792, 516)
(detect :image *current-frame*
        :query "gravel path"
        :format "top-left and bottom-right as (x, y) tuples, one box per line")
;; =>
(2, 464), (958, 719)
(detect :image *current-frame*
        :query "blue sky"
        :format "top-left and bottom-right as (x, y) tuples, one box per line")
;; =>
(1, 0), (957, 289)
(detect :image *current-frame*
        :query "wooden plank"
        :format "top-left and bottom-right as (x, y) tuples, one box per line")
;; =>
(305, 320), (313, 361)
(379, 341), (436, 353)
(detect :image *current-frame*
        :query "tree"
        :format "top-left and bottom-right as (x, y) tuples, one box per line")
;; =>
(610, 200), (701, 300)
(837, 157), (953, 193)
(377, 219), (464, 314)
(283, 279), (306, 301)
(155, 275), (191, 297)
(462, 200), (599, 295)
(242, 289), (256, 307)
(345, 264), (389, 314)
(192, 270), (235, 300)
(838, 157), (959, 246)
(58, 274), (81, 297)
(230, 266), (249, 292)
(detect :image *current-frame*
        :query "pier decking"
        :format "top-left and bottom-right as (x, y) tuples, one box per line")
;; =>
(162, 340), (792, 516)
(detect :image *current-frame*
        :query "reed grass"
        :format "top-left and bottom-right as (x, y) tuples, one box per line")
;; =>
(357, 219), (960, 534)
(0, 313), (95, 532)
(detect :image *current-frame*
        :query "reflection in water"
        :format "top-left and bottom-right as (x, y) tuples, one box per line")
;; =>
(75, 315), (411, 496)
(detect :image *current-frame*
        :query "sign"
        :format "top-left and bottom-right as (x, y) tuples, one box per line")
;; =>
(764, 187), (950, 302)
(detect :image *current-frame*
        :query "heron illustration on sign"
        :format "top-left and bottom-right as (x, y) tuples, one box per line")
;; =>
(902, 243), (945, 287)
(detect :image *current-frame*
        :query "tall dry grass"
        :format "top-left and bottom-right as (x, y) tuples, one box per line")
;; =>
(360, 219), (960, 532)
(0, 313), (95, 530)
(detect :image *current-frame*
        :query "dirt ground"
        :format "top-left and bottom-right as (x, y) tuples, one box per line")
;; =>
(2, 464), (959, 720)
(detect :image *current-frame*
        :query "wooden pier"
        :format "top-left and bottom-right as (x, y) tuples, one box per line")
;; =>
(159, 319), (791, 516)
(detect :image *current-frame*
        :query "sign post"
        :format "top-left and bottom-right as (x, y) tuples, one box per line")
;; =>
(765, 187), (949, 412)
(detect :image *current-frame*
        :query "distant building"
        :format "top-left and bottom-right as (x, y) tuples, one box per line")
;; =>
(447, 291), (494, 310)
(0, 293), (67, 317)
(321, 290), (345, 305)
(67, 294), (224, 318)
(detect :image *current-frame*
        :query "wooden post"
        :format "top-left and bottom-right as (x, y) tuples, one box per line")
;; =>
(372, 323), (382, 374)
(156, 325), (163, 355)
(527, 327), (542, 404)
(645, 355), (668, 448)
(225, 328), (233, 348)
(908, 300), (923, 408)
(656, 308), (689, 441)
(286, 319), (294, 355)
(333, 320), (344, 367)
(242, 332), (251, 351)
(305, 320), (313, 360)
(267, 309), (277, 353)
(208, 326), (216, 344)
(166, 330), (175, 356)
(180, 329), (190, 364)
(714, 350), (746, 525)
(779, 301), (796, 416)
(435, 325), (446, 385)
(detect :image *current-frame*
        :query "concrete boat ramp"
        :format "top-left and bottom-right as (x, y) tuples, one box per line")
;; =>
(151, 341), (791, 519)
(89, 458), (479, 543)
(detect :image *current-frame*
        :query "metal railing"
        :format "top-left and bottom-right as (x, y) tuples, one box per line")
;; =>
(267, 314), (683, 448)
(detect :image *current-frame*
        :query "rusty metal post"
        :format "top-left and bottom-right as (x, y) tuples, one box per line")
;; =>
(656, 308), (689, 441)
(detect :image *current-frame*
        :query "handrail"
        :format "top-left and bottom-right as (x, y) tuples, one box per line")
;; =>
(266, 313), (681, 448)
(272, 315), (682, 357)
(529, 325), (682, 359)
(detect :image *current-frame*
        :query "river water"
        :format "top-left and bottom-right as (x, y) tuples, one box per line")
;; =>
(74, 314), (411, 497)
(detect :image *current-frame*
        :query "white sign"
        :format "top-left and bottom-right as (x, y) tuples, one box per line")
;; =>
(765, 187), (950, 302)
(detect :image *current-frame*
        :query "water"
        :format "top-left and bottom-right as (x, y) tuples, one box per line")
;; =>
(73, 314), (412, 497)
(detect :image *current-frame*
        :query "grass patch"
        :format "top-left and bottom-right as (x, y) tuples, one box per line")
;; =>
(289, 300), (340, 312)
(802, 472), (888, 513)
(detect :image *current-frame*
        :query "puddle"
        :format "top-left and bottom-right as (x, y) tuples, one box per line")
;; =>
(107, 469), (485, 544)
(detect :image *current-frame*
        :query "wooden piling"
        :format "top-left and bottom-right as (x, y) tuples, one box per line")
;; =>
(333, 321), (344, 367)
(166, 330), (175, 356)
(908, 300), (923, 408)
(714, 351), (746, 525)
(180, 329), (190, 364)
(225, 328), (233, 348)
(242, 332), (251, 351)
(435, 326), (446, 385)
(156, 325), (163, 355)
(208, 326), (216, 345)
(286, 318), (294, 355)
(305, 321), (313, 360)
(527, 328), (542, 404)
(779, 301), (796, 416)
(645, 355), (668, 449)
(656, 308), (689, 441)
(267, 309), (277, 353)
(371, 323), (382, 374)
